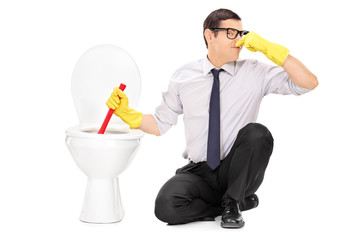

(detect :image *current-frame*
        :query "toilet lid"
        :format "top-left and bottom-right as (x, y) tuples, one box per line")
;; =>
(71, 44), (141, 128)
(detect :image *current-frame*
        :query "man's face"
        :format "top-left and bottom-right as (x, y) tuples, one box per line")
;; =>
(210, 19), (244, 64)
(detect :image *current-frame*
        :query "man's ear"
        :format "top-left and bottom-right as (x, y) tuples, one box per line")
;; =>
(204, 29), (213, 46)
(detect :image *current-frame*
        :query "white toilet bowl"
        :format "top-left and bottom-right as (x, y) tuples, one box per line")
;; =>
(65, 45), (143, 223)
(66, 125), (144, 223)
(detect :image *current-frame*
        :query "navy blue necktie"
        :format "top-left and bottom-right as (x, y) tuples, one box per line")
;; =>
(207, 69), (222, 170)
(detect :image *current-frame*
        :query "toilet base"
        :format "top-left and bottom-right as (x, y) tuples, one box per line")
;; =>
(80, 178), (124, 224)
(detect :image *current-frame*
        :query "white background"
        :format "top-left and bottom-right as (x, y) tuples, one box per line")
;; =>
(1, 0), (359, 239)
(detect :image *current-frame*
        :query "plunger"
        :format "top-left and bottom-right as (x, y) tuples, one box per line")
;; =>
(98, 83), (126, 134)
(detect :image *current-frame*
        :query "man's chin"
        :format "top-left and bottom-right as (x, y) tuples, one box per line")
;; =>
(229, 55), (240, 62)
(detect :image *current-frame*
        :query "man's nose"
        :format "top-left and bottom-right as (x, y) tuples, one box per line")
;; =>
(233, 34), (242, 43)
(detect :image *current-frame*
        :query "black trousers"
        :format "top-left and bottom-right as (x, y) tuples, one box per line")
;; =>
(154, 123), (274, 225)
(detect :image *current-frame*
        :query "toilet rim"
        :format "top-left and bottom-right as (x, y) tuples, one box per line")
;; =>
(65, 125), (145, 140)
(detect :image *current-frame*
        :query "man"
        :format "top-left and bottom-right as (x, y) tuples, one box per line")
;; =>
(106, 9), (318, 228)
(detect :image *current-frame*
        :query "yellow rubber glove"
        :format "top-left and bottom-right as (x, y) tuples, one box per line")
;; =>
(235, 31), (290, 66)
(106, 87), (142, 129)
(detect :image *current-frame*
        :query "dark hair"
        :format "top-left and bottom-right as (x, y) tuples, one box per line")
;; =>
(203, 9), (241, 48)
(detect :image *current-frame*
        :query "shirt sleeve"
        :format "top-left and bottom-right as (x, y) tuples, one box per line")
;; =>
(261, 62), (311, 96)
(153, 73), (183, 136)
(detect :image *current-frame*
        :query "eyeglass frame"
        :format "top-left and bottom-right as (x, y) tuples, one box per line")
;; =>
(209, 28), (249, 40)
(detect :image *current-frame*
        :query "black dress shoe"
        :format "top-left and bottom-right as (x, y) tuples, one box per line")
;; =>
(221, 198), (245, 229)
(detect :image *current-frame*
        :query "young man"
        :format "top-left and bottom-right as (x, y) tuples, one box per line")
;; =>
(106, 9), (318, 228)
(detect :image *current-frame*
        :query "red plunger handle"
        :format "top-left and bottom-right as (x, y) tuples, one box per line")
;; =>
(98, 83), (127, 134)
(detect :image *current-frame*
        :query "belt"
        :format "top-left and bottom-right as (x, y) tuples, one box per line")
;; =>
(189, 160), (206, 164)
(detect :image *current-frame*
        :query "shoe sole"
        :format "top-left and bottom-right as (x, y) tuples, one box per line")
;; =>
(221, 221), (245, 229)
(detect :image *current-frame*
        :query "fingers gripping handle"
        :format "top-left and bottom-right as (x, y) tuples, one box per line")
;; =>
(98, 83), (127, 134)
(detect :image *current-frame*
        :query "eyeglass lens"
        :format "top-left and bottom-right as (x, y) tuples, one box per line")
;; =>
(227, 29), (245, 39)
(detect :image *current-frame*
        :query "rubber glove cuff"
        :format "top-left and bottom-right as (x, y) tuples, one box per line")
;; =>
(124, 110), (143, 129)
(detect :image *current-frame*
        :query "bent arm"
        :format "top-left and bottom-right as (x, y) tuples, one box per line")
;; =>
(282, 54), (318, 90)
(137, 114), (160, 136)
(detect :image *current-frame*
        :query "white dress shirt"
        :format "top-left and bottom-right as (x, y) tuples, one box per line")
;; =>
(153, 57), (311, 163)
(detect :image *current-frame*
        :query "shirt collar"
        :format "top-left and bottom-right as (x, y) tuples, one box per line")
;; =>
(203, 56), (235, 77)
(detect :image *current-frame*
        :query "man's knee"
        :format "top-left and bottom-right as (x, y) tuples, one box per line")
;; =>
(154, 191), (177, 224)
(243, 123), (274, 147)
(155, 188), (193, 225)
(154, 174), (197, 225)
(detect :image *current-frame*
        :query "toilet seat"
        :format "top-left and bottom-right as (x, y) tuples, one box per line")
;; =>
(66, 125), (145, 140)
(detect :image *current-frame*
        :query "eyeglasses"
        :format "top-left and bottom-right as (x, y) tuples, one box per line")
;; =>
(210, 28), (249, 40)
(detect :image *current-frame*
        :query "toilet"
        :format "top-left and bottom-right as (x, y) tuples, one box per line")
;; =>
(65, 45), (144, 223)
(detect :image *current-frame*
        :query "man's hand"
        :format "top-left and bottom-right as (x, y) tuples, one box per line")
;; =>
(106, 87), (143, 129)
(236, 31), (290, 66)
